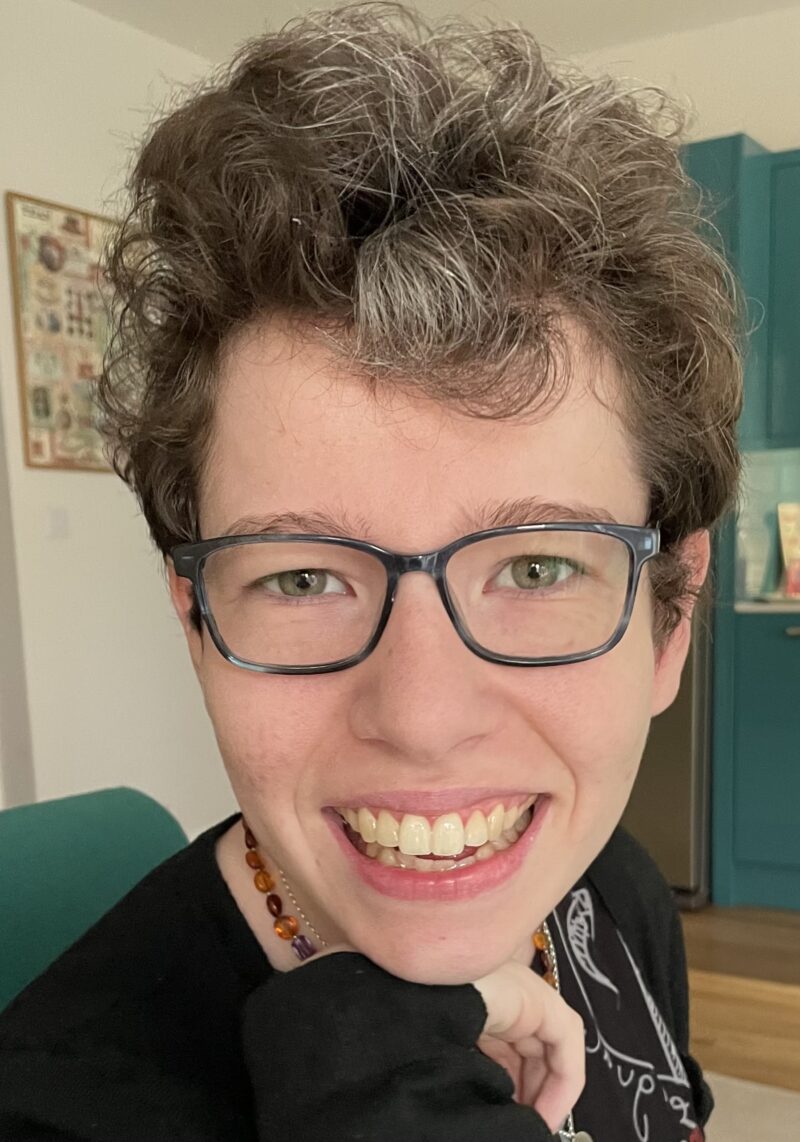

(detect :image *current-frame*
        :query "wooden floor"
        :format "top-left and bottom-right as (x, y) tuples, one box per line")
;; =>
(681, 906), (800, 1092)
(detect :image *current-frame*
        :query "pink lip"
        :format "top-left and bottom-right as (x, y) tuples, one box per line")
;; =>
(325, 796), (550, 902)
(328, 787), (534, 815)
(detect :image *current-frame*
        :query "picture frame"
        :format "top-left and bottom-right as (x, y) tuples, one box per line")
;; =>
(5, 191), (115, 471)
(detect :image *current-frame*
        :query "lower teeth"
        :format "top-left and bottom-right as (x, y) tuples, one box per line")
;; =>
(358, 807), (533, 873)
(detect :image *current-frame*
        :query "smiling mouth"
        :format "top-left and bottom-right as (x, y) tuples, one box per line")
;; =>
(333, 796), (539, 873)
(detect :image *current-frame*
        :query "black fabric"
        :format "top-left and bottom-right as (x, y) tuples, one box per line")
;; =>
(536, 877), (709, 1140)
(0, 814), (712, 1141)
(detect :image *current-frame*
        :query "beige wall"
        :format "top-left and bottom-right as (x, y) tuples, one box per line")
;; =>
(0, 0), (235, 838)
(1, 0), (799, 839)
(0, 367), (34, 808)
(578, 4), (800, 151)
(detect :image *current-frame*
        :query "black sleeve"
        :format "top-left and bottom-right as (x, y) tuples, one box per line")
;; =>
(0, 1047), (199, 1141)
(242, 952), (556, 1142)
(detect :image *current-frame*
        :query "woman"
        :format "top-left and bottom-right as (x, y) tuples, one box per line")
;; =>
(0, 6), (741, 1140)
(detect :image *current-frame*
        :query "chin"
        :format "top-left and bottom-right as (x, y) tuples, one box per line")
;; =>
(351, 926), (530, 986)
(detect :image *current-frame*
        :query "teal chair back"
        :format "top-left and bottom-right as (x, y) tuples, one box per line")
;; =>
(0, 786), (188, 1012)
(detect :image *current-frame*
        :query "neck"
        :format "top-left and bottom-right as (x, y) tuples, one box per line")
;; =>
(215, 820), (303, 972)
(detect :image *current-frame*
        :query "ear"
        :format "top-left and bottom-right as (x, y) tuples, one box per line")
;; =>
(650, 530), (711, 718)
(166, 556), (204, 674)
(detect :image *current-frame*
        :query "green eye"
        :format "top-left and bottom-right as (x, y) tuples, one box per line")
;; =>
(255, 569), (347, 598)
(498, 556), (579, 591)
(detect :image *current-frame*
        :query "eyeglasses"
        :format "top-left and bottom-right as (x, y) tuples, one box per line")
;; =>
(171, 523), (660, 675)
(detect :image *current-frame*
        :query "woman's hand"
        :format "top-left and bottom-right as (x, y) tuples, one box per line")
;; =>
(473, 961), (585, 1134)
(301, 945), (585, 1135)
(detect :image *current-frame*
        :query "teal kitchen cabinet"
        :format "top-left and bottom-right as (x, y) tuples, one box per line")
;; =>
(682, 134), (750, 274)
(765, 154), (800, 447)
(682, 137), (744, 906)
(684, 136), (800, 449)
(716, 612), (800, 909)
(738, 148), (800, 448)
(683, 137), (800, 908)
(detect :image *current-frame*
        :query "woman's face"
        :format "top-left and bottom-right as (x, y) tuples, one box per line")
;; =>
(169, 317), (704, 985)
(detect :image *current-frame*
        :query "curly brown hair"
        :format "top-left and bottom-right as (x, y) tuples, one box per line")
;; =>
(98, 2), (743, 643)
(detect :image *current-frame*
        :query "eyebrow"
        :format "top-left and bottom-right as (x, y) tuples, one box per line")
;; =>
(220, 497), (619, 541)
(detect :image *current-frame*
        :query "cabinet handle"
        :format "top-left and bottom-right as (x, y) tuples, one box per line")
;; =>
(787, 626), (800, 637)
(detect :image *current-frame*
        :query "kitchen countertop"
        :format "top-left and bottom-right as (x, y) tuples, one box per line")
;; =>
(734, 599), (800, 614)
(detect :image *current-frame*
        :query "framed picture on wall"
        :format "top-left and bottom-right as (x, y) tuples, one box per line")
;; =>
(5, 191), (115, 471)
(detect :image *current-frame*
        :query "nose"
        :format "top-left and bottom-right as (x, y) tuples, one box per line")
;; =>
(346, 569), (501, 765)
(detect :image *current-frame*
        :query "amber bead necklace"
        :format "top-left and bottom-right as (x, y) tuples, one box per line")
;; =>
(241, 820), (593, 1142)
(242, 819), (323, 961)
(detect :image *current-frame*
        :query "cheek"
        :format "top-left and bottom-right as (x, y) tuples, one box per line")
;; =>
(197, 665), (337, 799)
(585, 626), (654, 804)
(546, 605), (656, 819)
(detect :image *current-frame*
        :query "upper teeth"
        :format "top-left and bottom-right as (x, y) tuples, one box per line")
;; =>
(337, 797), (536, 857)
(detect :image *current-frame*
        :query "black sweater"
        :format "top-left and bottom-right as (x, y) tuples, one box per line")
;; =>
(0, 814), (712, 1141)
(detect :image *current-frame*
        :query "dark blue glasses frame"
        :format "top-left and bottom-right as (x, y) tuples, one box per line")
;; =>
(171, 522), (661, 676)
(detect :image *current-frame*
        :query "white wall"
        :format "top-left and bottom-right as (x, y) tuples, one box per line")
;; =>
(578, 4), (800, 152)
(0, 0), (236, 838)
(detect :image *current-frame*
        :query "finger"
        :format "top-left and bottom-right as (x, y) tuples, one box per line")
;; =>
(477, 1035), (523, 1099)
(474, 961), (575, 1047)
(473, 962), (539, 1037)
(511, 1035), (546, 1060)
(474, 964), (585, 1132)
(518, 1053), (549, 1106)
(529, 1012), (586, 1133)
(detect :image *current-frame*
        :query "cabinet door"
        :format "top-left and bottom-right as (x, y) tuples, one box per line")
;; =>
(682, 136), (743, 258)
(682, 135), (791, 450)
(731, 613), (800, 907)
(768, 157), (800, 447)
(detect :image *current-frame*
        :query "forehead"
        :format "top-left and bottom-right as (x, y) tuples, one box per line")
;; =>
(201, 318), (648, 543)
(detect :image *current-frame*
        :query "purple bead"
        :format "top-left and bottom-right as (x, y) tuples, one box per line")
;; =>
(291, 934), (317, 961)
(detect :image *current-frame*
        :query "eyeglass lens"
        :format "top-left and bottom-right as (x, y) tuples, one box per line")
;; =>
(200, 531), (633, 668)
